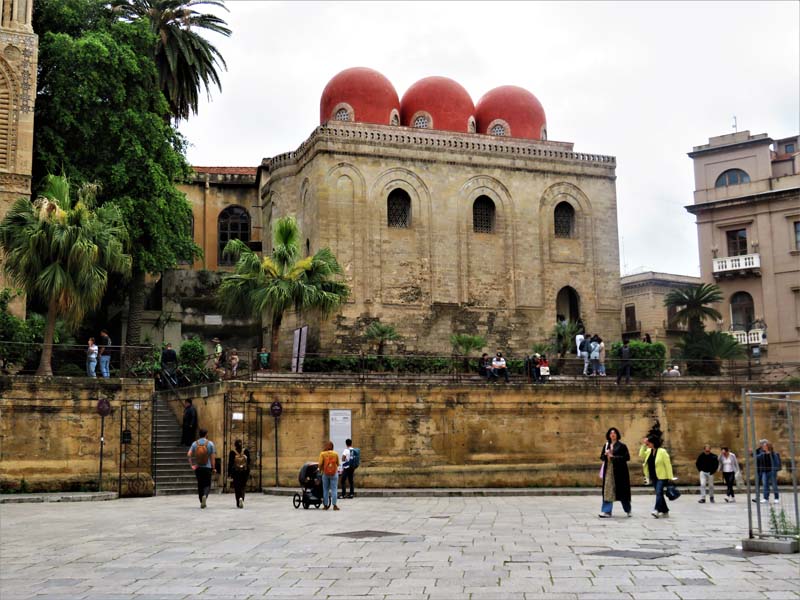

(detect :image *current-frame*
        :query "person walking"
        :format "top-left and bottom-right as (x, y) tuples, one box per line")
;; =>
(578, 335), (590, 376)
(86, 337), (98, 377)
(696, 445), (719, 503)
(756, 440), (781, 504)
(181, 399), (198, 447)
(598, 337), (606, 376)
(589, 335), (601, 377)
(187, 428), (216, 509)
(719, 447), (740, 503)
(318, 441), (340, 511)
(639, 422), (674, 518)
(598, 427), (632, 518)
(340, 438), (360, 499)
(228, 439), (250, 509)
(97, 329), (112, 378)
(616, 339), (632, 385)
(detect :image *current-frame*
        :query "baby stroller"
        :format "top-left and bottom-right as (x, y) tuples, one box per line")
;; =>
(292, 462), (324, 509)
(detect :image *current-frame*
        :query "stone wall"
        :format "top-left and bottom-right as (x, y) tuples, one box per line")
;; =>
(0, 377), (153, 493)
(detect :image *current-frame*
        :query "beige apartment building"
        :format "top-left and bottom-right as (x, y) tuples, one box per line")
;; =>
(620, 271), (702, 355)
(686, 131), (800, 363)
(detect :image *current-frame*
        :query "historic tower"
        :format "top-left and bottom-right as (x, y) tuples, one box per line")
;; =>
(0, 0), (37, 315)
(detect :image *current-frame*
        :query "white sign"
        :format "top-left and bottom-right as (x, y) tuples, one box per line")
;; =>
(232, 412), (244, 421)
(133, 403), (140, 410)
(200, 386), (208, 398)
(204, 314), (223, 325)
(329, 409), (352, 459)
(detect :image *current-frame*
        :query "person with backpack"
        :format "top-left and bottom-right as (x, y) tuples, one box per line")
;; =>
(318, 440), (340, 511)
(616, 339), (632, 385)
(340, 438), (360, 499)
(228, 439), (250, 509)
(578, 335), (590, 376)
(187, 428), (216, 509)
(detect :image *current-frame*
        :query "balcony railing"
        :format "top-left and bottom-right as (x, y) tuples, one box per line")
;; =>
(663, 319), (688, 333)
(712, 253), (761, 276)
(731, 329), (767, 345)
(622, 320), (641, 334)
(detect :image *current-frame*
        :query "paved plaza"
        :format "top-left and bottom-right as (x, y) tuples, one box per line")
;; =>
(1, 493), (798, 599)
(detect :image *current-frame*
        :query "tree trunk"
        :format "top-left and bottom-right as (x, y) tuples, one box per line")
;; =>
(270, 313), (282, 372)
(35, 299), (58, 377)
(126, 269), (146, 346)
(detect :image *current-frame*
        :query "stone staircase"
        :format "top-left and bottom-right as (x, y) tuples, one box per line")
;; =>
(153, 396), (197, 495)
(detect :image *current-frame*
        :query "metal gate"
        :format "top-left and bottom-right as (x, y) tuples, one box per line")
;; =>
(223, 391), (264, 492)
(117, 396), (155, 497)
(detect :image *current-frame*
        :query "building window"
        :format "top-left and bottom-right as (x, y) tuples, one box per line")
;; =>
(715, 169), (750, 187)
(413, 115), (429, 129)
(786, 143), (795, 153)
(554, 201), (575, 238)
(624, 305), (638, 332)
(387, 188), (411, 228)
(726, 228), (748, 256)
(730, 291), (754, 330)
(795, 221), (800, 250)
(468, 117), (476, 133)
(334, 108), (350, 121)
(218, 205), (251, 266)
(390, 110), (400, 126)
(490, 124), (506, 136)
(666, 304), (678, 327)
(472, 196), (495, 233)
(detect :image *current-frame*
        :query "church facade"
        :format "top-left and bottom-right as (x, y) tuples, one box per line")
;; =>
(255, 68), (622, 356)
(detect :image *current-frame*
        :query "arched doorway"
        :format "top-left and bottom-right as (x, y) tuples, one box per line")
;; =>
(730, 291), (754, 330)
(556, 286), (580, 323)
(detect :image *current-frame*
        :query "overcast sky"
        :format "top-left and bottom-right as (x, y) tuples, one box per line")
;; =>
(179, 1), (800, 278)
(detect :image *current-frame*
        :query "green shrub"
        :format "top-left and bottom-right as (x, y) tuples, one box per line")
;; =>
(179, 337), (206, 369)
(609, 341), (667, 378)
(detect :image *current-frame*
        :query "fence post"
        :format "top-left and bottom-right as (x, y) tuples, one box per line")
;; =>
(787, 396), (800, 535)
(743, 388), (753, 539)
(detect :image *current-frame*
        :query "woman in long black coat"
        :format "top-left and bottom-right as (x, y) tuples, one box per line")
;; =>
(598, 426), (632, 517)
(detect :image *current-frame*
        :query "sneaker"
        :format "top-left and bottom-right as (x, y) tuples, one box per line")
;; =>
(333, 505), (340, 511)
(651, 510), (660, 518)
(200, 495), (207, 509)
(323, 504), (330, 510)
(773, 499), (781, 504)
(598, 512), (612, 518)
(724, 497), (730, 503)
(658, 512), (669, 518)
(710, 497), (715, 503)
(698, 498), (706, 504)
(760, 499), (768, 504)
(625, 512), (632, 518)
(238, 498), (244, 509)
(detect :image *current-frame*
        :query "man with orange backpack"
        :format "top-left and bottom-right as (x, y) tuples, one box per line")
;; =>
(318, 440), (340, 511)
(188, 428), (217, 509)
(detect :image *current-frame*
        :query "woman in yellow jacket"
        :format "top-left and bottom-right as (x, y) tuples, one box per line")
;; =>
(639, 433), (674, 518)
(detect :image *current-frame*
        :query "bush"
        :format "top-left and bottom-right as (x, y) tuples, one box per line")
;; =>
(179, 338), (206, 369)
(609, 341), (667, 378)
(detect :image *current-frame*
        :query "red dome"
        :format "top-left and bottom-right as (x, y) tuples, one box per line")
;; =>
(320, 67), (400, 126)
(475, 85), (547, 140)
(400, 76), (475, 133)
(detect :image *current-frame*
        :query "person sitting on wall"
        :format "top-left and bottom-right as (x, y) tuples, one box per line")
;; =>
(490, 351), (510, 383)
(478, 353), (491, 379)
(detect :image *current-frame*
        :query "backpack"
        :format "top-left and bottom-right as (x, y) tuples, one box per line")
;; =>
(233, 450), (248, 472)
(578, 339), (586, 352)
(322, 453), (338, 476)
(195, 439), (209, 466)
(349, 448), (361, 469)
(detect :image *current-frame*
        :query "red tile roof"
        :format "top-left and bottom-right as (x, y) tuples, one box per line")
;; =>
(192, 166), (258, 175)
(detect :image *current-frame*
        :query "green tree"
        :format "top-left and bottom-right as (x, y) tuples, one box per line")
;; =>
(217, 216), (349, 371)
(112, 0), (231, 121)
(450, 333), (487, 372)
(33, 0), (199, 344)
(0, 175), (132, 376)
(677, 331), (745, 375)
(365, 322), (400, 356)
(663, 283), (723, 336)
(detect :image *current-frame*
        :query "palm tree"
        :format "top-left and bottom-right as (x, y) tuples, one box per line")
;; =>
(112, 0), (232, 121)
(365, 322), (400, 356)
(663, 283), (723, 336)
(677, 330), (745, 375)
(217, 216), (349, 371)
(0, 175), (132, 376)
(450, 333), (487, 372)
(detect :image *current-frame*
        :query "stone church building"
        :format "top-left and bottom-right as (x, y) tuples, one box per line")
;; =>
(253, 67), (622, 355)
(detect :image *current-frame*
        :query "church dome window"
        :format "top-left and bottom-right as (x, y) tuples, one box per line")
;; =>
(334, 108), (351, 121)
(491, 123), (506, 136)
(414, 115), (430, 129)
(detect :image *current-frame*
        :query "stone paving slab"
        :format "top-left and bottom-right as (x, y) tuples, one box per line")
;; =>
(1, 494), (798, 599)
(0, 492), (118, 504)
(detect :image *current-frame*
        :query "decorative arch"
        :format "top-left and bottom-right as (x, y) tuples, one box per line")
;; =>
(331, 102), (354, 122)
(715, 168), (750, 187)
(0, 57), (20, 170)
(730, 291), (755, 330)
(218, 205), (251, 266)
(556, 286), (581, 323)
(326, 163), (367, 301)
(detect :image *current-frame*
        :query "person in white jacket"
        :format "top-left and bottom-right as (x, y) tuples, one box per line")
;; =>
(719, 447), (740, 503)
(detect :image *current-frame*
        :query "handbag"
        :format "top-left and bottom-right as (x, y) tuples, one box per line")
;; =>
(665, 483), (681, 501)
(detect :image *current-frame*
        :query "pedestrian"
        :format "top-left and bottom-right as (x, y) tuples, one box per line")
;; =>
(756, 440), (781, 504)
(589, 335), (601, 376)
(478, 353), (491, 379)
(340, 438), (360, 499)
(578, 335), (590, 375)
(160, 342), (178, 386)
(86, 337), (98, 377)
(97, 329), (112, 378)
(598, 427), (632, 518)
(616, 339), (632, 384)
(212, 337), (224, 370)
(228, 439), (250, 509)
(598, 337), (606, 376)
(258, 347), (270, 371)
(318, 440), (340, 510)
(695, 445), (718, 503)
(187, 428), (216, 509)
(719, 447), (740, 503)
(229, 349), (239, 378)
(491, 351), (510, 383)
(643, 333), (652, 344)
(181, 398), (198, 447)
(639, 422), (674, 518)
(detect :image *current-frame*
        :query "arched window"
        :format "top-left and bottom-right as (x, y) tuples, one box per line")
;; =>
(414, 115), (429, 129)
(491, 123), (506, 136)
(554, 201), (575, 238)
(473, 196), (495, 233)
(387, 188), (411, 228)
(730, 291), (754, 330)
(218, 206), (251, 266)
(715, 169), (750, 187)
(334, 108), (350, 121)
(390, 111), (400, 126)
(556, 286), (581, 323)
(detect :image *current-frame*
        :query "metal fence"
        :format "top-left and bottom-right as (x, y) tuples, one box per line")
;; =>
(0, 342), (156, 378)
(742, 390), (800, 542)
